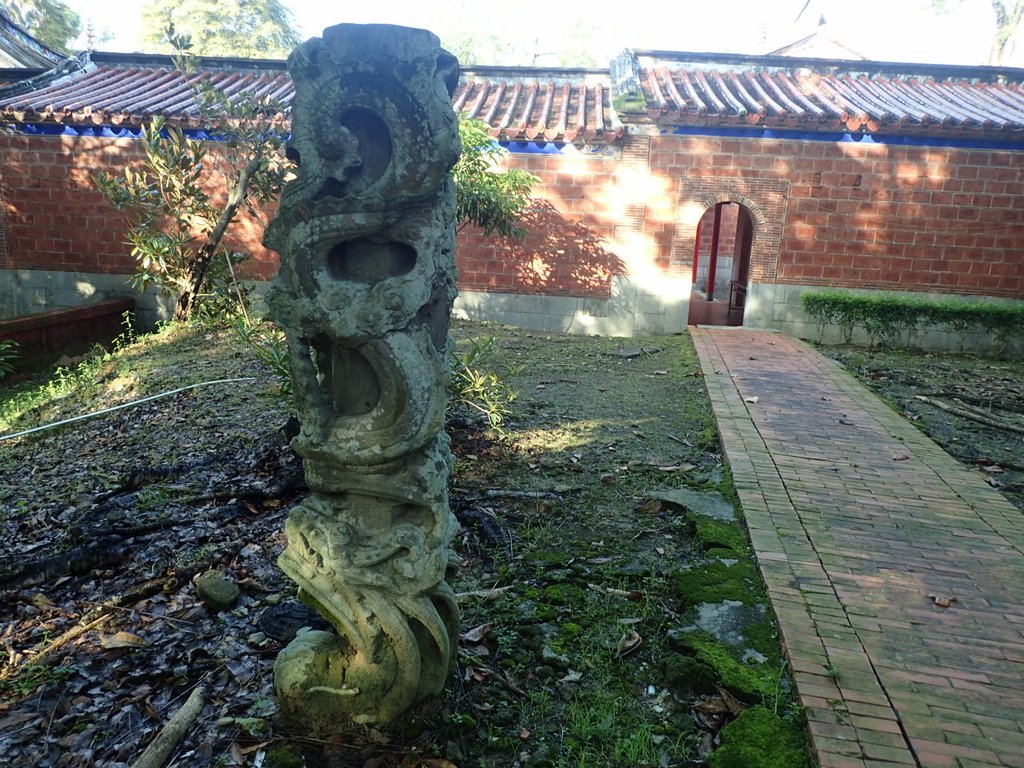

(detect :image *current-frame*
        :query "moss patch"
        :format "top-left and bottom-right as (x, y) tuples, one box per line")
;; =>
(672, 634), (779, 701)
(542, 583), (586, 605)
(661, 652), (719, 696)
(670, 560), (761, 606)
(693, 518), (749, 555)
(709, 707), (807, 768)
(741, 617), (782, 662)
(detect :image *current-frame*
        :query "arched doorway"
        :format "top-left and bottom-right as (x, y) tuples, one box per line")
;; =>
(687, 202), (754, 326)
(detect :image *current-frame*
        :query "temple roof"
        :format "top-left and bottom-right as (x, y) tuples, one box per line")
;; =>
(618, 50), (1024, 138)
(0, 52), (291, 127)
(454, 67), (623, 143)
(0, 48), (1022, 144)
(0, 9), (66, 69)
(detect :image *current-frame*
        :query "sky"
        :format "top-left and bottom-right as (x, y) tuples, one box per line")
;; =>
(62, 0), (1019, 68)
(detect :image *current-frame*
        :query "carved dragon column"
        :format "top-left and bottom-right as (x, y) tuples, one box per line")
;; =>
(263, 24), (461, 731)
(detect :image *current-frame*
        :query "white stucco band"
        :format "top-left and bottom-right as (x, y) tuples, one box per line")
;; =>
(5, 268), (1018, 356)
(452, 275), (693, 337)
(2, 269), (693, 338)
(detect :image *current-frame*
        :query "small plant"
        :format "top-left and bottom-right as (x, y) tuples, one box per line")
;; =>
(0, 339), (19, 380)
(0, 663), (75, 698)
(449, 336), (517, 430)
(823, 662), (842, 681)
(233, 317), (292, 405)
(113, 311), (137, 351)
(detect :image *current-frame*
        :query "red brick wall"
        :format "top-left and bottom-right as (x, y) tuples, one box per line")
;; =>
(455, 150), (627, 299)
(0, 134), (134, 273)
(647, 134), (1024, 298)
(2, 132), (1022, 301)
(0, 134), (279, 280)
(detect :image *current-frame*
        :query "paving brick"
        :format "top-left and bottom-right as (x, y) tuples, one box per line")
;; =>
(692, 329), (1024, 768)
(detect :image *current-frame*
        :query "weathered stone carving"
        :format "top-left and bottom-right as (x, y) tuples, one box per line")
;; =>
(263, 23), (461, 730)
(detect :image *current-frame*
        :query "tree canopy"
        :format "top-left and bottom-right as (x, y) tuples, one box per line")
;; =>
(140, 0), (301, 59)
(988, 0), (1024, 64)
(3, 0), (81, 52)
(931, 0), (1023, 64)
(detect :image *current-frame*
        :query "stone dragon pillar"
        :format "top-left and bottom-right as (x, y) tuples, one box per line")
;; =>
(262, 24), (461, 730)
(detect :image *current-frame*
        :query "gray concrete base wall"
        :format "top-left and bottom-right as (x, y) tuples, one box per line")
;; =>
(744, 281), (1024, 357)
(453, 275), (692, 337)
(2, 270), (693, 339)
(0, 268), (175, 330)
(14, 269), (1015, 356)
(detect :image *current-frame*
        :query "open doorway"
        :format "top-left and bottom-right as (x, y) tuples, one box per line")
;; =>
(687, 202), (753, 326)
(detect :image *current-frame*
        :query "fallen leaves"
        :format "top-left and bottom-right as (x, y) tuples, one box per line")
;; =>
(634, 499), (662, 515)
(615, 630), (643, 659)
(928, 594), (959, 609)
(99, 631), (150, 650)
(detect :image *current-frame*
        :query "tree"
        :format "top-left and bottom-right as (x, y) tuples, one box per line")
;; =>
(436, 14), (605, 67)
(96, 39), (533, 322)
(140, 0), (301, 59)
(95, 34), (291, 321)
(931, 0), (1023, 64)
(3, 0), (81, 52)
(453, 118), (537, 239)
(988, 0), (1024, 64)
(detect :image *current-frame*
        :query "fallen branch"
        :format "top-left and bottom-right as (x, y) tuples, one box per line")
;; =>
(477, 667), (526, 697)
(481, 489), (561, 500)
(956, 456), (1024, 473)
(131, 686), (205, 768)
(914, 395), (1024, 436)
(3, 613), (112, 676)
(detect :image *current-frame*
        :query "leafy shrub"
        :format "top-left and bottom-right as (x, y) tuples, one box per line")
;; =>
(94, 30), (290, 322)
(454, 118), (538, 239)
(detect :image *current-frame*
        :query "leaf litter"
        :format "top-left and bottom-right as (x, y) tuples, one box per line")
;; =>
(1, 319), (809, 767)
(829, 346), (1024, 512)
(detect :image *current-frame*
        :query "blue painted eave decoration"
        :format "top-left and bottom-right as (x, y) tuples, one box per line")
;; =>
(666, 124), (1024, 152)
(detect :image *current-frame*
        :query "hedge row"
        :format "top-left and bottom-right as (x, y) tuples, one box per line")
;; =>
(799, 289), (1024, 355)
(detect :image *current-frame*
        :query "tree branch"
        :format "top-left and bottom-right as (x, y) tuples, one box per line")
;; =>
(914, 395), (1024, 435)
(130, 686), (206, 768)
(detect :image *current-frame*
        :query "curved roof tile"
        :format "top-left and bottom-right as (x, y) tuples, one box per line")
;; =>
(2, 49), (1023, 143)
(455, 69), (622, 143)
(627, 51), (1024, 138)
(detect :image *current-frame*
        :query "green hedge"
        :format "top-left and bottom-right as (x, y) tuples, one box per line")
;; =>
(799, 289), (1024, 355)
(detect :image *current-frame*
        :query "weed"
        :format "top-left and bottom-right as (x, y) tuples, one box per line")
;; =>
(450, 335), (518, 431)
(232, 317), (292, 405)
(174, 543), (217, 568)
(0, 663), (75, 698)
(0, 339), (19, 380)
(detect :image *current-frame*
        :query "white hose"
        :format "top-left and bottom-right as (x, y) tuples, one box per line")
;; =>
(0, 377), (257, 443)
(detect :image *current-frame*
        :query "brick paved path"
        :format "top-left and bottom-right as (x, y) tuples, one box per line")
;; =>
(691, 328), (1024, 768)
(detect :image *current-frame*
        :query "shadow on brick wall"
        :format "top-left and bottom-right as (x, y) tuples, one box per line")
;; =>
(460, 200), (626, 299)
